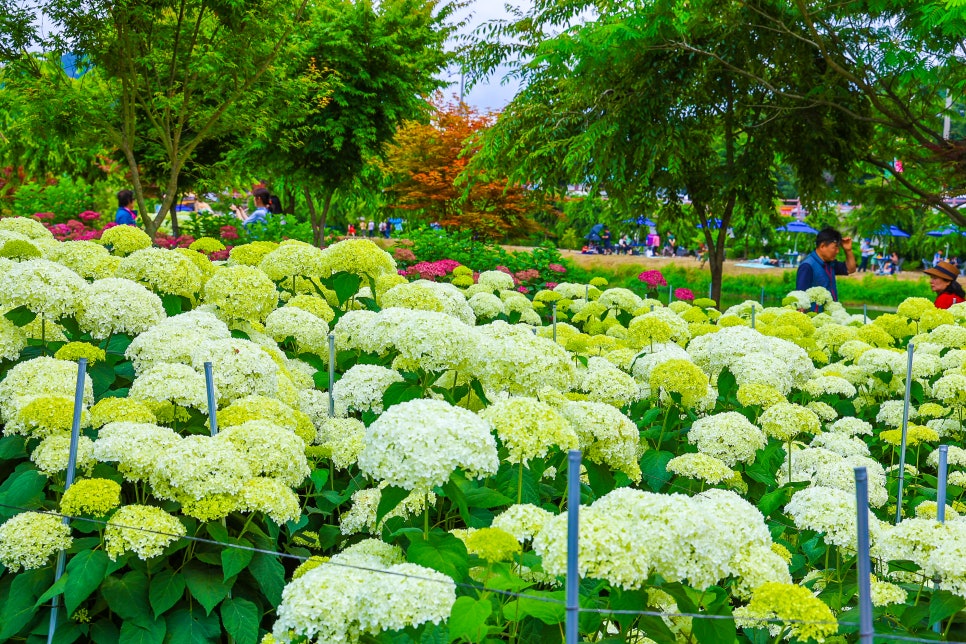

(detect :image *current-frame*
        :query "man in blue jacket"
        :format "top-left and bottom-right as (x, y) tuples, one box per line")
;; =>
(796, 227), (857, 306)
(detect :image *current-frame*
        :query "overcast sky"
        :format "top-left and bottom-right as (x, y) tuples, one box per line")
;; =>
(444, 1), (527, 113)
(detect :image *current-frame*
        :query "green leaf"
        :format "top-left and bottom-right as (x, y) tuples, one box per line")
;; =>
(930, 589), (966, 626)
(0, 568), (51, 639)
(222, 539), (254, 581)
(102, 570), (151, 624)
(220, 597), (260, 644)
(376, 485), (411, 526)
(248, 552), (286, 606)
(447, 596), (491, 642)
(183, 563), (232, 615)
(469, 379), (490, 407)
(64, 549), (110, 615)
(757, 482), (809, 518)
(406, 530), (469, 582)
(463, 487), (514, 510)
(639, 450), (675, 492)
(89, 362), (116, 398)
(230, 329), (251, 340)
(382, 381), (425, 409)
(105, 334), (133, 356)
(161, 294), (183, 316)
(717, 367), (737, 400)
(119, 618), (166, 644)
(691, 603), (735, 643)
(4, 304), (36, 327)
(503, 591), (566, 625)
(34, 571), (70, 609)
(0, 467), (48, 517)
(310, 468), (329, 493)
(165, 607), (221, 643)
(0, 434), (27, 460)
(149, 569), (185, 619)
(331, 271), (362, 306)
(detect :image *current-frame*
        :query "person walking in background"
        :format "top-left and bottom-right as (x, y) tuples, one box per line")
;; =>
(114, 189), (138, 226)
(796, 227), (856, 307)
(859, 238), (874, 272)
(368, 220), (375, 237)
(933, 249), (945, 267)
(925, 260), (965, 309)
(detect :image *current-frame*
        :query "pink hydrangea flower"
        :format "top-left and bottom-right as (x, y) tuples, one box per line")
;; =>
(220, 225), (240, 241)
(638, 270), (667, 288)
(78, 210), (101, 221)
(548, 263), (567, 273)
(545, 282), (558, 289)
(517, 286), (530, 293)
(674, 288), (695, 301)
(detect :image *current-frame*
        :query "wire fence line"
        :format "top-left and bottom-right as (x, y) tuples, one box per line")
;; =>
(2, 501), (962, 641)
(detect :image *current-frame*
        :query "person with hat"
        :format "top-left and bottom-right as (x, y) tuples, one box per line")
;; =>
(925, 260), (965, 309)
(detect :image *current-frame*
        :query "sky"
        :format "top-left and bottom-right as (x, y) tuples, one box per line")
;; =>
(444, 1), (526, 113)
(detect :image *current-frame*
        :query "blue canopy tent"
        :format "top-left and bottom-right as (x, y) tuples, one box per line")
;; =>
(875, 225), (910, 238)
(776, 221), (818, 253)
(926, 226), (966, 260)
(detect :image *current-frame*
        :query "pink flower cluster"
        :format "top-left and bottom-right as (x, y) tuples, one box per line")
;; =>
(674, 288), (695, 301)
(220, 225), (240, 241)
(545, 282), (558, 290)
(401, 259), (461, 280)
(548, 263), (567, 274)
(154, 234), (195, 249)
(33, 212), (55, 221)
(78, 210), (101, 222)
(638, 270), (667, 288)
(208, 249), (231, 261)
(393, 247), (417, 263)
(514, 269), (541, 283)
(46, 220), (103, 241)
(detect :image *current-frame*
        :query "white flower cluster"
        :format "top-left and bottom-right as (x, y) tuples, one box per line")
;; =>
(534, 488), (789, 591)
(687, 412), (766, 466)
(76, 278), (166, 340)
(272, 543), (455, 642)
(779, 446), (888, 507)
(785, 486), (884, 548)
(333, 364), (404, 416)
(358, 399), (499, 491)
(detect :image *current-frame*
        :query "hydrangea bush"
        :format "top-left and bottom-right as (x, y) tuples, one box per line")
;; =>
(0, 217), (962, 642)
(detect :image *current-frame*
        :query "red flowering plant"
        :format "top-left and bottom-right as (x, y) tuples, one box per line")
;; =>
(674, 287), (695, 302)
(637, 269), (668, 300)
(45, 219), (103, 241)
(154, 234), (196, 249)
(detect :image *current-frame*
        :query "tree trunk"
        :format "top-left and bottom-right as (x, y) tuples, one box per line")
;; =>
(171, 202), (180, 237)
(306, 187), (334, 247)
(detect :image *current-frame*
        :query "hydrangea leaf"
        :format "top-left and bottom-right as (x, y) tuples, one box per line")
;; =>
(183, 563), (231, 615)
(502, 591), (565, 625)
(220, 597), (259, 644)
(376, 485), (411, 527)
(64, 549), (110, 615)
(102, 570), (151, 624)
(929, 590), (966, 627)
(3, 305), (36, 327)
(149, 569), (185, 620)
(248, 552), (285, 606)
(406, 531), (469, 582)
(119, 618), (166, 644)
(446, 595), (492, 643)
(165, 607), (220, 643)
(0, 467), (47, 518)
(221, 539), (254, 581)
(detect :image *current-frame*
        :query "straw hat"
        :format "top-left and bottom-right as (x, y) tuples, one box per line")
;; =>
(924, 260), (961, 282)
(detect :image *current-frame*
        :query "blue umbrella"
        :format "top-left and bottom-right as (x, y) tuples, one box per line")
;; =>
(622, 216), (656, 227)
(926, 226), (965, 237)
(696, 218), (723, 229)
(585, 223), (604, 241)
(875, 225), (911, 238)
(776, 221), (818, 234)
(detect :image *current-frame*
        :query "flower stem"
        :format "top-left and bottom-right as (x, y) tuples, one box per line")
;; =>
(424, 494), (430, 540)
(517, 461), (524, 505)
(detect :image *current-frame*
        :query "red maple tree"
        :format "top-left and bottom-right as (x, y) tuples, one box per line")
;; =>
(382, 96), (546, 241)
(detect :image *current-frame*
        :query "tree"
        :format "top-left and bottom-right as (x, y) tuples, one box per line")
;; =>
(383, 96), (548, 241)
(641, 0), (966, 227)
(0, 0), (309, 238)
(239, 0), (460, 246)
(466, 1), (868, 302)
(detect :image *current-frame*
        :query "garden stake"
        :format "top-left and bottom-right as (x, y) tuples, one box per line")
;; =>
(532, 327), (537, 335)
(668, 283), (672, 304)
(552, 302), (557, 343)
(328, 333), (336, 417)
(204, 361), (218, 435)
(650, 304), (655, 312)
(863, 303), (868, 324)
(895, 342), (915, 523)
(48, 359), (87, 644)
(854, 467), (874, 644)
(584, 284), (589, 301)
(935, 445), (949, 633)
(708, 282), (712, 300)
(760, 286), (765, 305)
(750, 308), (756, 329)
(566, 450), (581, 644)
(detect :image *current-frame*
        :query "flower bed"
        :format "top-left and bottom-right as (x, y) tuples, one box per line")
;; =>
(0, 216), (963, 642)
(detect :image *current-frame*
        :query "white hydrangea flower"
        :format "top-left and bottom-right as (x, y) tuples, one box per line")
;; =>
(803, 375), (857, 398)
(557, 401), (642, 482)
(0, 357), (94, 424)
(0, 258), (86, 320)
(151, 435), (253, 501)
(471, 322), (578, 395)
(785, 486), (883, 548)
(478, 270), (515, 291)
(265, 306), (329, 355)
(467, 292), (505, 319)
(579, 358), (641, 407)
(190, 338), (280, 405)
(129, 362), (209, 410)
(478, 396), (578, 465)
(492, 504), (553, 543)
(76, 278), (165, 339)
(876, 400), (917, 428)
(125, 310), (231, 372)
(217, 420), (310, 486)
(687, 412), (766, 466)
(357, 398), (499, 492)
(333, 364), (404, 417)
